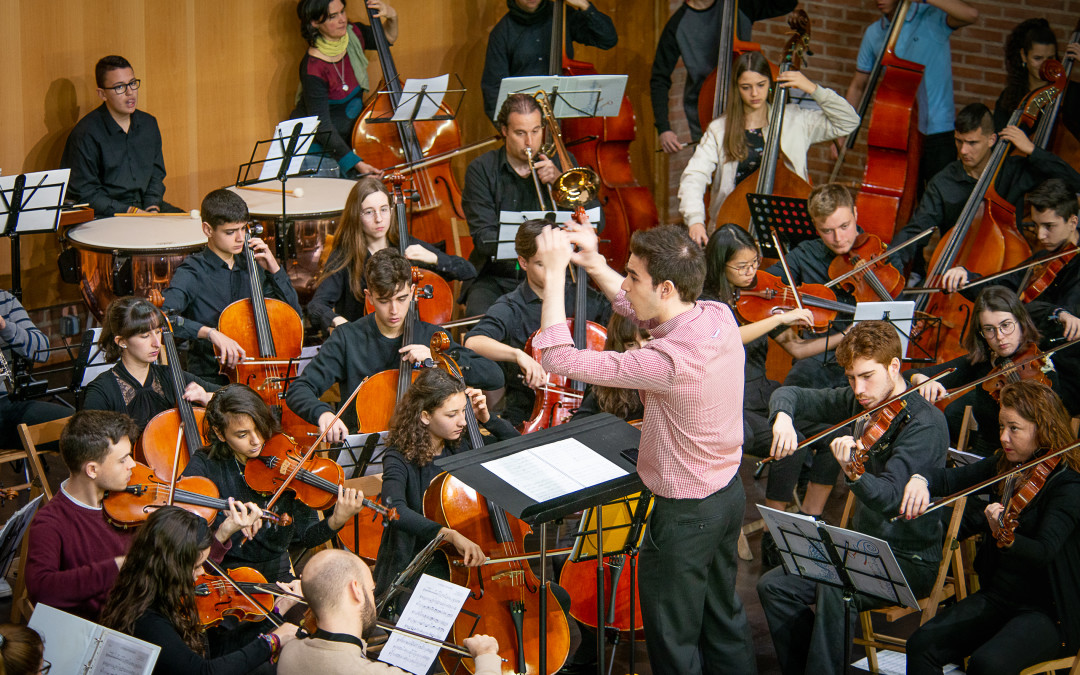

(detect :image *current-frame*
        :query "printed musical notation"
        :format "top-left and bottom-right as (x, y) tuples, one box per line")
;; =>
(379, 574), (470, 675)
(482, 437), (627, 502)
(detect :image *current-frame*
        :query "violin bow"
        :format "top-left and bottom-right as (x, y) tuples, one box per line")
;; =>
(936, 336), (1080, 403)
(889, 439), (1080, 522)
(203, 559), (283, 628)
(264, 381), (365, 512)
(902, 246), (1079, 295)
(755, 368), (956, 468)
(769, 229), (805, 313)
(824, 228), (935, 290)
(166, 423), (184, 507)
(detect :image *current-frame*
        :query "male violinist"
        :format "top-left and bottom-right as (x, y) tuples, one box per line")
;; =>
(531, 222), (755, 675)
(463, 219), (610, 428)
(160, 189), (301, 385)
(757, 320), (949, 674)
(278, 548), (503, 674)
(24, 410), (262, 620)
(286, 248), (502, 440)
(891, 103), (1080, 274)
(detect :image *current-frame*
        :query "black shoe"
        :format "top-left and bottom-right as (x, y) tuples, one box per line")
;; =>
(760, 531), (783, 572)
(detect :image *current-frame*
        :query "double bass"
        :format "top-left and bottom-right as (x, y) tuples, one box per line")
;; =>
(829, 0), (923, 241)
(1031, 18), (1080, 165)
(695, 0), (769, 130)
(350, 4), (468, 255)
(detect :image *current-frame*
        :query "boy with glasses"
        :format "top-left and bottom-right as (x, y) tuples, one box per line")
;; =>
(62, 55), (181, 217)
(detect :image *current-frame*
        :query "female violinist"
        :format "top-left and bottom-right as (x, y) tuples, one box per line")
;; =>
(100, 506), (302, 675)
(372, 367), (518, 600)
(0, 624), (45, 675)
(290, 0), (395, 178)
(909, 285), (1057, 455)
(307, 177), (475, 335)
(993, 18), (1080, 134)
(900, 380), (1080, 675)
(83, 297), (216, 435)
(678, 51), (858, 244)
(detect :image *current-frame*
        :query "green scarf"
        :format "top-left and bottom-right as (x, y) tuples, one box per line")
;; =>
(295, 26), (370, 106)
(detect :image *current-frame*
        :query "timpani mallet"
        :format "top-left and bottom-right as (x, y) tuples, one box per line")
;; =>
(236, 184), (306, 199)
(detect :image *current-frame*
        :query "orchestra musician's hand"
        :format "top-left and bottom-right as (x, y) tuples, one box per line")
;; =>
(272, 622), (300, 647)
(352, 161), (384, 178)
(399, 344), (433, 365)
(273, 579), (304, 615)
(688, 223), (708, 247)
(327, 486), (366, 530)
(998, 125), (1035, 156)
(909, 373), (947, 403)
(365, 0), (397, 21)
(533, 153), (559, 185)
(1069, 43), (1080, 83)
(659, 130), (684, 154)
(899, 474), (931, 519)
(465, 387), (491, 423)
(941, 266), (969, 293)
(318, 411), (349, 444)
(776, 70), (818, 95)
(769, 412), (800, 460)
(463, 634), (501, 658)
(145, 205), (161, 213)
(1056, 310), (1080, 341)
(777, 308), (814, 328)
(248, 236), (281, 274)
(830, 435), (860, 480)
(829, 138), (841, 161)
(564, 0), (590, 9)
(216, 498), (264, 542)
(0, 316), (6, 331)
(206, 328), (247, 368)
(515, 351), (548, 389)
(182, 381), (213, 406)
(984, 502), (1006, 540)
(115, 556), (126, 570)
(404, 243), (438, 266)
(441, 528), (487, 567)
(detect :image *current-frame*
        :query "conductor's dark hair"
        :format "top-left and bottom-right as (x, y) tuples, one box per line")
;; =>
(297, 0), (347, 47)
(364, 247), (413, 299)
(201, 189), (250, 229)
(497, 93), (542, 130)
(514, 219), (550, 261)
(59, 410), (138, 474)
(1027, 178), (1080, 222)
(954, 102), (994, 135)
(95, 55), (132, 88)
(629, 225), (706, 302)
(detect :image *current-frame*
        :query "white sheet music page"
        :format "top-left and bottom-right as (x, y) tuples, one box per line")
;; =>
(89, 633), (156, 675)
(379, 574), (470, 675)
(392, 74), (450, 122)
(482, 437), (627, 502)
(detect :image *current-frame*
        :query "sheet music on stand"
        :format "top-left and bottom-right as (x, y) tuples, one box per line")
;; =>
(367, 73), (466, 124)
(495, 207), (601, 260)
(494, 75), (626, 120)
(0, 169), (69, 234)
(257, 116), (320, 181)
(29, 604), (160, 675)
(0, 495), (43, 584)
(745, 193), (817, 256)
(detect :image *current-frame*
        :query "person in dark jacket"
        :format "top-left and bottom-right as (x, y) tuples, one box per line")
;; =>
(901, 380), (1080, 674)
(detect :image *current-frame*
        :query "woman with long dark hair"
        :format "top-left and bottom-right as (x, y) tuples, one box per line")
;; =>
(100, 507), (299, 675)
(307, 176), (475, 334)
(83, 296), (216, 434)
(901, 380), (1080, 673)
(993, 18), (1080, 134)
(570, 313), (649, 421)
(0, 624), (45, 675)
(678, 51), (858, 244)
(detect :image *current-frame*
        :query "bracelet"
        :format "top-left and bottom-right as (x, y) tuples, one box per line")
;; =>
(910, 474), (929, 488)
(259, 633), (282, 663)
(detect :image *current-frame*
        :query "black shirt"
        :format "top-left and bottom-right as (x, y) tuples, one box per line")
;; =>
(132, 609), (271, 675)
(466, 279), (611, 426)
(735, 129), (765, 185)
(83, 362), (218, 434)
(61, 104), (176, 217)
(480, 0), (618, 121)
(285, 313), (504, 432)
(959, 248), (1080, 328)
(160, 247), (302, 382)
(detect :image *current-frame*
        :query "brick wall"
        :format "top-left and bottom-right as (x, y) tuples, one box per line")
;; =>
(661, 0), (1080, 224)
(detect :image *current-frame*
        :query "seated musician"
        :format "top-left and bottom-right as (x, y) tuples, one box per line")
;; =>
(651, 0), (797, 154)
(24, 410), (258, 620)
(373, 368), (518, 601)
(307, 176), (475, 335)
(891, 102), (1080, 273)
(940, 179), (1080, 414)
(83, 296), (216, 434)
(0, 625), (45, 675)
(290, 248), (502, 439)
(280, 548), (503, 674)
(843, 0), (978, 190)
(0, 289), (69, 449)
(480, 0), (617, 123)
(463, 219), (610, 428)
(757, 320), (949, 674)
(160, 189), (301, 385)
(291, 0), (394, 179)
(461, 93), (602, 316)
(994, 19), (1080, 135)
(678, 52), (859, 245)
(908, 285), (1057, 456)
(901, 381), (1080, 674)
(61, 55), (181, 217)
(570, 313), (648, 422)
(100, 506), (302, 675)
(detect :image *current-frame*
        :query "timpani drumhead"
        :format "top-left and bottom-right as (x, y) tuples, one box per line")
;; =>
(228, 177), (354, 217)
(66, 216), (206, 252)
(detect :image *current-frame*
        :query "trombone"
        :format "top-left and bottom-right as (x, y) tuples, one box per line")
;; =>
(525, 90), (600, 213)
(525, 146), (555, 211)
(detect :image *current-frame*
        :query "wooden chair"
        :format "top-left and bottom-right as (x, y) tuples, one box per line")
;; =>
(1019, 648), (1080, 675)
(838, 490), (969, 673)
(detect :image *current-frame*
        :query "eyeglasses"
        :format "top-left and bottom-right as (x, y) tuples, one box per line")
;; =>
(40, 660), (52, 675)
(104, 78), (141, 95)
(980, 319), (1017, 339)
(361, 205), (392, 219)
(726, 257), (761, 274)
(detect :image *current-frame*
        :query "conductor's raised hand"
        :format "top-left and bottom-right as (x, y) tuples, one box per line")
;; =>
(536, 225), (573, 273)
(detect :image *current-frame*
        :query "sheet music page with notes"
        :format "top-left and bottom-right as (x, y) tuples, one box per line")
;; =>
(482, 437), (627, 502)
(28, 604), (159, 675)
(379, 574), (470, 675)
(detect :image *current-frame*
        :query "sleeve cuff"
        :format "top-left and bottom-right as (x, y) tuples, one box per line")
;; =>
(338, 151), (362, 173)
(532, 322), (574, 350)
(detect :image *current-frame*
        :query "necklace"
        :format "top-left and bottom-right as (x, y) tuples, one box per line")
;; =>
(335, 57), (349, 92)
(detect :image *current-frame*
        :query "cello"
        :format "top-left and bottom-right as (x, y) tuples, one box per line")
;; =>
(552, 0), (658, 270)
(695, 0), (769, 130)
(714, 10), (813, 231)
(349, 3), (468, 255)
(1031, 19), (1080, 162)
(829, 0), (923, 242)
(909, 68), (1064, 363)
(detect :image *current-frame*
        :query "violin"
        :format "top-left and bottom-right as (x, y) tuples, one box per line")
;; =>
(734, 270), (855, 333)
(195, 567), (279, 628)
(849, 400), (908, 477)
(104, 462), (292, 528)
(243, 433), (398, 521)
(981, 342), (1053, 403)
(1021, 243), (1079, 303)
(827, 233), (905, 303)
(994, 451), (1063, 548)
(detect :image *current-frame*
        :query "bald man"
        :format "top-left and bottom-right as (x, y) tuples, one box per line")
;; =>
(278, 549), (502, 674)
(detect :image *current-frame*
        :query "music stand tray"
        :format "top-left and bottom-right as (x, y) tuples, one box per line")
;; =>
(746, 193), (818, 257)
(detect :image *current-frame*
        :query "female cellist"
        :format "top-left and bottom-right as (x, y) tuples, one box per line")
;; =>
(307, 177), (475, 335)
(993, 18), (1080, 133)
(100, 506), (302, 675)
(290, 0), (394, 178)
(372, 367), (518, 601)
(900, 380), (1080, 674)
(84, 297), (216, 435)
(909, 286), (1055, 455)
(678, 50), (858, 244)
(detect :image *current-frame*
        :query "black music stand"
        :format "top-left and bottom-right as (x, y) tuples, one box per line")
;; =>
(365, 73), (466, 125)
(434, 413), (643, 675)
(0, 170), (68, 302)
(746, 193), (817, 257)
(493, 207), (604, 260)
